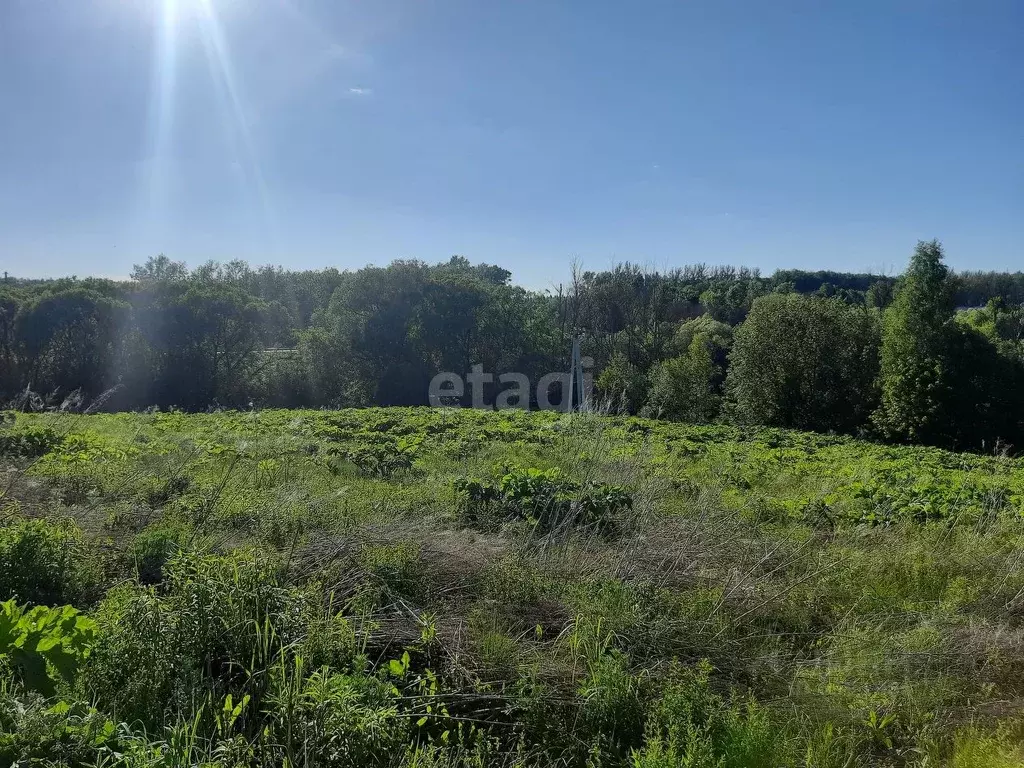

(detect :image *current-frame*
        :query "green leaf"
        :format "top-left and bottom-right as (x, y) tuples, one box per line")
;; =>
(0, 601), (96, 696)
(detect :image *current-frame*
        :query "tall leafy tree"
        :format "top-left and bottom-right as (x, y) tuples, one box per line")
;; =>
(302, 261), (433, 406)
(130, 255), (189, 285)
(15, 288), (129, 400)
(136, 284), (269, 408)
(726, 293), (880, 433)
(643, 335), (725, 423)
(642, 316), (733, 423)
(0, 286), (24, 397)
(872, 240), (957, 445)
(596, 351), (648, 414)
(944, 322), (1024, 450)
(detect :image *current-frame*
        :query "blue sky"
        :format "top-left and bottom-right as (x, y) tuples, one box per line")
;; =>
(1, 0), (1021, 286)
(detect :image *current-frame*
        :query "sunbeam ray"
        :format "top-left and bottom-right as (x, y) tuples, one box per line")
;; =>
(195, 0), (277, 247)
(144, 0), (178, 226)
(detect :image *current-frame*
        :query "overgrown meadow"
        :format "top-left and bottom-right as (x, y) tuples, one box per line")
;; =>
(3, 407), (1024, 766)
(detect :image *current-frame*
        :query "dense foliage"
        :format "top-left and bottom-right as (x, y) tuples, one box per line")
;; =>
(726, 293), (880, 433)
(3, 407), (1024, 765)
(4, 242), (1024, 452)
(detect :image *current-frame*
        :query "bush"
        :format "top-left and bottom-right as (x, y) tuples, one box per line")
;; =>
(454, 467), (631, 533)
(577, 650), (648, 760)
(0, 600), (97, 696)
(643, 326), (730, 423)
(0, 425), (63, 460)
(0, 518), (102, 606)
(726, 293), (880, 433)
(81, 548), (321, 731)
(0, 695), (116, 766)
(597, 353), (648, 414)
(130, 518), (190, 585)
(268, 668), (410, 767)
(633, 661), (787, 768)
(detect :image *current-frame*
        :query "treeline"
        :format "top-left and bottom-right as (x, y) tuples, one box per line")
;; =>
(2, 244), (1024, 451)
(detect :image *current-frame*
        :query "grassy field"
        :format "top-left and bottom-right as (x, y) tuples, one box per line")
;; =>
(3, 407), (1024, 766)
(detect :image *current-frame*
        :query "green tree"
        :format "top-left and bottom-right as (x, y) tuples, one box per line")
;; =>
(138, 284), (269, 408)
(944, 323), (1024, 450)
(959, 299), (1024, 362)
(130, 254), (189, 285)
(872, 240), (957, 445)
(302, 258), (560, 408)
(865, 280), (895, 310)
(301, 261), (433, 406)
(643, 335), (724, 423)
(0, 286), (24, 398)
(726, 294), (880, 433)
(15, 288), (128, 400)
(596, 352), (648, 414)
(668, 315), (733, 362)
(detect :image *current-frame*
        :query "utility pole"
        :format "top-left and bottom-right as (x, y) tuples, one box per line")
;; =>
(566, 337), (587, 413)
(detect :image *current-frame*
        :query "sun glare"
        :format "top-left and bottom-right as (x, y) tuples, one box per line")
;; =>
(142, 0), (274, 237)
(141, 0), (177, 224)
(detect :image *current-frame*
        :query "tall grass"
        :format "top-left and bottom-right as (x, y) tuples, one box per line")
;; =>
(2, 407), (1024, 765)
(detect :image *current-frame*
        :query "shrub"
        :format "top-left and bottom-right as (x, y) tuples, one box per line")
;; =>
(577, 650), (648, 760)
(0, 425), (63, 460)
(633, 661), (787, 768)
(0, 695), (116, 765)
(454, 467), (631, 533)
(81, 584), (187, 728)
(267, 668), (409, 767)
(726, 293), (880, 434)
(331, 435), (422, 478)
(597, 352), (648, 414)
(130, 518), (190, 585)
(0, 600), (97, 696)
(643, 332), (728, 423)
(0, 518), (102, 606)
(82, 548), (299, 730)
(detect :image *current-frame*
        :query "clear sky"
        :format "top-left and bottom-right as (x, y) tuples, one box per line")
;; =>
(1, 0), (1021, 286)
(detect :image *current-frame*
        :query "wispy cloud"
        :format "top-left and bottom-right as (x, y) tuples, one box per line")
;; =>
(349, 87), (372, 95)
